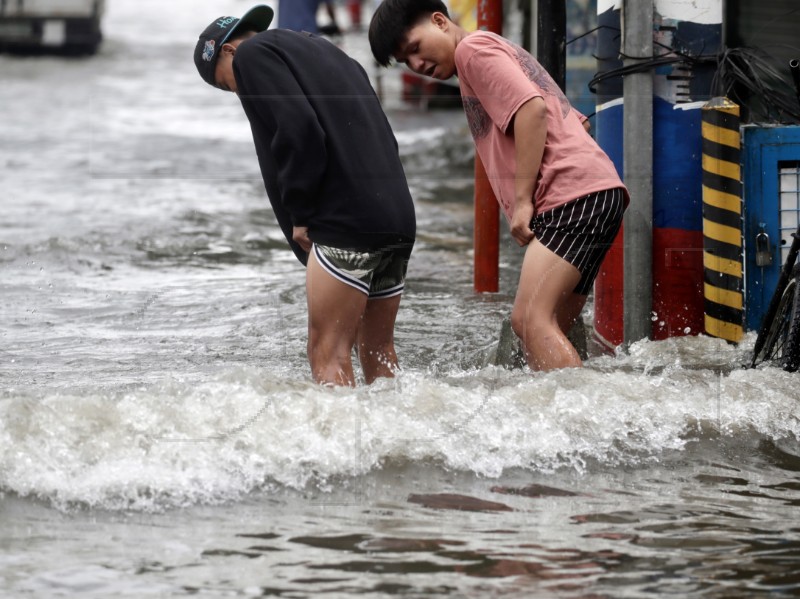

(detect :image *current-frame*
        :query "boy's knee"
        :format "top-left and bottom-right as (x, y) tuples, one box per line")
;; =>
(308, 333), (350, 362)
(510, 308), (528, 339)
(510, 304), (554, 340)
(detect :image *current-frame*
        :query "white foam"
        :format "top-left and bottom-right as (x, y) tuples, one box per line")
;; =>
(2, 335), (796, 512)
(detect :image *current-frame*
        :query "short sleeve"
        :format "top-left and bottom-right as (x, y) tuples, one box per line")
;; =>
(456, 44), (542, 134)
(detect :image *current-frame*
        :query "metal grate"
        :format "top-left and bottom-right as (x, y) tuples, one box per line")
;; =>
(779, 161), (800, 264)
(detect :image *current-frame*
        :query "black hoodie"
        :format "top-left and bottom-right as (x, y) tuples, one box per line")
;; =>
(233, 29), (416, 265)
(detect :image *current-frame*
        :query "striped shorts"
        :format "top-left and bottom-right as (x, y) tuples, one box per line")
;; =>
(530, 187), (626, 295)
(312, 243), (412, 299)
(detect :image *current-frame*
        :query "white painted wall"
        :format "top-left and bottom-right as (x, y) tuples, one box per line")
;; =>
(655, 0), (722, 24)
(599, 0), (722, 24)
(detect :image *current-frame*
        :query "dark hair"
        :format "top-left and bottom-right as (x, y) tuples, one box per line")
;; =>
(369, 0), (449, 67)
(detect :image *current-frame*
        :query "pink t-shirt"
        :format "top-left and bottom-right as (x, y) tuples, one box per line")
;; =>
(454, 31), (628, 222)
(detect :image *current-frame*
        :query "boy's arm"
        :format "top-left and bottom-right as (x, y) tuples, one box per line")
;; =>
(509, 97), (548, 247)
(234, 42), (327, 228)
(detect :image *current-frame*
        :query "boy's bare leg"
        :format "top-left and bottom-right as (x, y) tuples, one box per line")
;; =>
(556, 292), (588, 335)
(511, 240), (583, 371)
(357, 295), (402, 384)
(306, 250), (369, 386)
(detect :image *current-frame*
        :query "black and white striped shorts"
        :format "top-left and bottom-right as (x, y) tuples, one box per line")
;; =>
(530, 187), (626, 295)
(312, 243), (412, 299)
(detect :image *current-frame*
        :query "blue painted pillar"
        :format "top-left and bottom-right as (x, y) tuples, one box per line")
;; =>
(593, 0), (723, 350)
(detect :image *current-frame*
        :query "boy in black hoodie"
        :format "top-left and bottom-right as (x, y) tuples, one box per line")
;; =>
(194, 6), (416, 386)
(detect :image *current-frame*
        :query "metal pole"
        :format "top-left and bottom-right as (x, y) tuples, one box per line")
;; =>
(473, 0), (502, 293)
(622, 0), (653, 344)
(536, 0), (566, 91)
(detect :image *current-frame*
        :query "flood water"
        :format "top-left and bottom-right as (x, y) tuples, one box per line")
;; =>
(2, 1), (800, 597)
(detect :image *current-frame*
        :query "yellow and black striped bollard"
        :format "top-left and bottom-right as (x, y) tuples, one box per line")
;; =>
(702, 97), (743, 343)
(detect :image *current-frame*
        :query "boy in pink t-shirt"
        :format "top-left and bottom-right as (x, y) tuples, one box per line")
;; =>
(370, 0), (629, 371)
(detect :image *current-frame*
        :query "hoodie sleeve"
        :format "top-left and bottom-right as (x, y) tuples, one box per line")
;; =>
(233, 39), (327, 227)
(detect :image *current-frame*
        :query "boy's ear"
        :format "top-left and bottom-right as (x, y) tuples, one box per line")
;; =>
(431, 11), (449, 30)
(221, 42), (237, 57)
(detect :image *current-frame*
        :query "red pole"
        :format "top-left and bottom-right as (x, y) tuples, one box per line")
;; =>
(474, 155), (499, 292)
(347, 0), (362, 30)
(474, 0), (502, 292)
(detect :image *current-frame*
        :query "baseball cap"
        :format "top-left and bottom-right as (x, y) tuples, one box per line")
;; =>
(194, 5), (274, 89)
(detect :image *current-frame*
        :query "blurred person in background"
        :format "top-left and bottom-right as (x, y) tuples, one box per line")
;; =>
(278, 0), (342, 35)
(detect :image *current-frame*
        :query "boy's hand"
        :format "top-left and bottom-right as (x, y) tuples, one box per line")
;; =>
(510, 202), (535, 246)
(293, 226), (312, 253)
